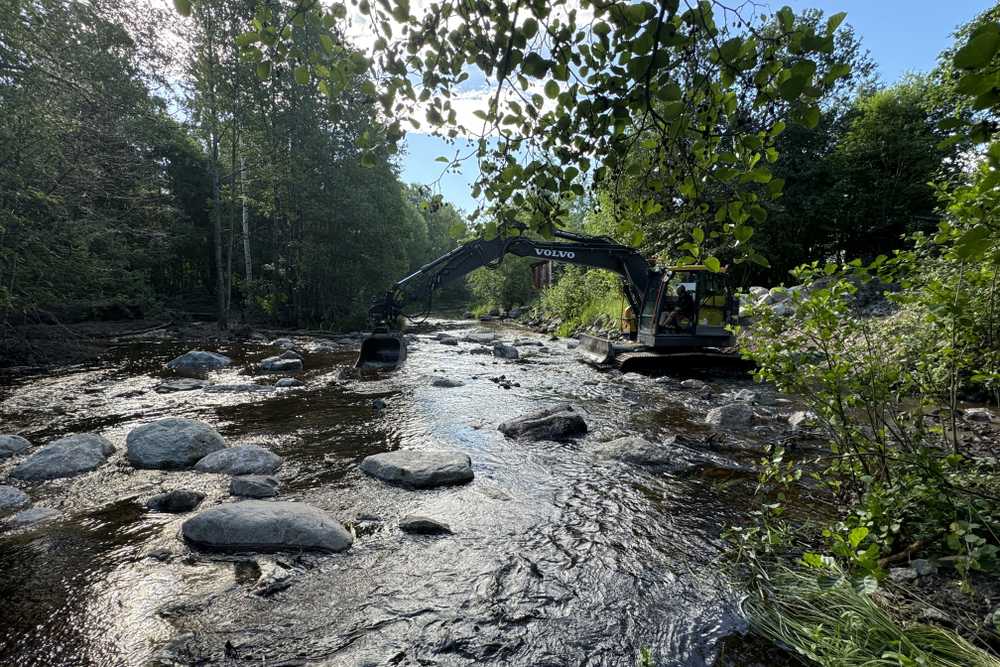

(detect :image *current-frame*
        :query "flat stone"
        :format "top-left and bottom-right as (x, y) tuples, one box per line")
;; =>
(0, 434), (30, 459)
(706, 403), (754, 428)
(127, 418), (226, 470)
(166, 350), (231, 372)
(431, 377), (465, 388)
(0, 485), (30, 511)
(154, 378), (208, 394)
(10, 506), (59, 526)
(889, 567), (918, 582)
(399, 514), (452, 534)
(181, 500), (353, 553)
(360, 450), (473, 488)
(11, 433), (115, 481)
(275, 378), (304, 388)
(195, 444), (282, 475)
(498, 404), (587, 441)
(230, 475), (280, 498)
(260, 356), (303, 372)
(594, 435), (750, 475)
(146, 489), (205, 513)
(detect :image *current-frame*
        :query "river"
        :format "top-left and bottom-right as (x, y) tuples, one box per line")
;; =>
(0, 320), (793, 666)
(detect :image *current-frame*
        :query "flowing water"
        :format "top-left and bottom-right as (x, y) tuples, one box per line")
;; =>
(0, 320), (795, 666)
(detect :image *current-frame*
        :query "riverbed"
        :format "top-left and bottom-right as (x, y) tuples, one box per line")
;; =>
(0, 320), (796, 666)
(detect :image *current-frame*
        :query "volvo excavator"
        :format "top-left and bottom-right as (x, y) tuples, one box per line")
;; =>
(356, 229), (748, 373)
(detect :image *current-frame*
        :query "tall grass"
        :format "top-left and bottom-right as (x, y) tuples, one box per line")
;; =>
(747, 564), (1000, 667)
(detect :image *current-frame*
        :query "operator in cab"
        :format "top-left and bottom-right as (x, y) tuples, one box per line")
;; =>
(659, 284), (695, 331)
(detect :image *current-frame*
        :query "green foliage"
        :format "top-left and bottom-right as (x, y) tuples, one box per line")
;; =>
(176, 0), (851, 252)
(466, 255), (535, 313)
(748, 562), (1000, 667)
(537, 266), (624, 335)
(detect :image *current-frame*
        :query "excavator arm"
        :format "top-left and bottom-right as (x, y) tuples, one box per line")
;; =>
(368, 230), (656, 327)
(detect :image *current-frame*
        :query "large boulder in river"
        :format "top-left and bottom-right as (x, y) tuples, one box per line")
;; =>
(146, 489), (205, 513)
(260, 355), (303, 372)
(181, 500), (353, 553)
(166, 350), (231, 372)
(0, 485), (30, 511)
(11, 433), (115, 481)
(498, 404), (587, 441)
(195, 444), (282, 475)
(360, 450), (473, 488)
(126, 418), (226, 470)
(0, 435), (30, 459)
(705, 403), (754, 428)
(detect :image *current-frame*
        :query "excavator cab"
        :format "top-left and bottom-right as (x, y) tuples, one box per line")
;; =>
(637, 265), (737, 347)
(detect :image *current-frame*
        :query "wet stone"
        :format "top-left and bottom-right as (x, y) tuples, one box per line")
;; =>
(195, 445), (282, 476)
(275, 378), (304, 388)
(399, 514), (452, 535)
(493, 342), (519, 360)
(11, 433), (115, 481)
(230, 475), (280, 498)
(498, 404), (587, 441)
(127, 418), (226, 470)
(270, 338), (295, 349)
(360, 450), (474, 488)
(0, 434), (30, 459)
(0, 485), (30, 511)
(166, 350), (231, 372)
(431, 377), (465, 388)
(146, 489), (205, 513)
(181, 500), (353, 553)
(681, 379), (709, 391)
(964, 407), (993, 422)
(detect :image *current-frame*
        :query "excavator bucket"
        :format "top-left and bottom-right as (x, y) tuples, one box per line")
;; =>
(577, 334), (616, 366)
(355, 332), (407, 370)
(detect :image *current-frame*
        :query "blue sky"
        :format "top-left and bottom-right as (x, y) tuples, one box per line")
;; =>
(397, 1), (995, 214)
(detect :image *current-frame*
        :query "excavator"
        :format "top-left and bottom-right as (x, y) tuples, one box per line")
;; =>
(356, 229), (747, 373)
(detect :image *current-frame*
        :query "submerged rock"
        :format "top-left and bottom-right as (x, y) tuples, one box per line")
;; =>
(166, 350), (231, 372)
(10, 506), (60, 526)
(202, 383), (275, 394)
(0, 485), (30, 511)
(270, 338), (296, 349)
(11, 433), (115, 481)
(493, 342), (519, 360)
(0, 434), (30, 459)
(498, 404), (587, 441)
(260, 356), (303, 372)
(154, 378), (208, 394)
(399, 514), (452, 534)
(680, 379), (709, 391)
(230, 475), (280, 498)
(275, 378), (304, 388)
(195, 444), (282, 475)
(127, 418), (226, 470)
(431, 377), (465, 388)
(181, 500), (353, 553)
(705, 403), (754, 428)
(595, 435), (751, 475)
(360, 450), (474, 488)
(146, 489), (205, 513)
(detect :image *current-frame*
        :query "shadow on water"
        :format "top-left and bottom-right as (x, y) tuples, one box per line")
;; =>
(0, 323), (796, 666)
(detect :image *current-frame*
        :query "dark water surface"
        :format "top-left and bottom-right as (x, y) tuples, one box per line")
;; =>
(0, 321), (787, 666)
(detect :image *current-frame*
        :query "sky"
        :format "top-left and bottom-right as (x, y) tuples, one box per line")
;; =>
(395, 0), (996, 214)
